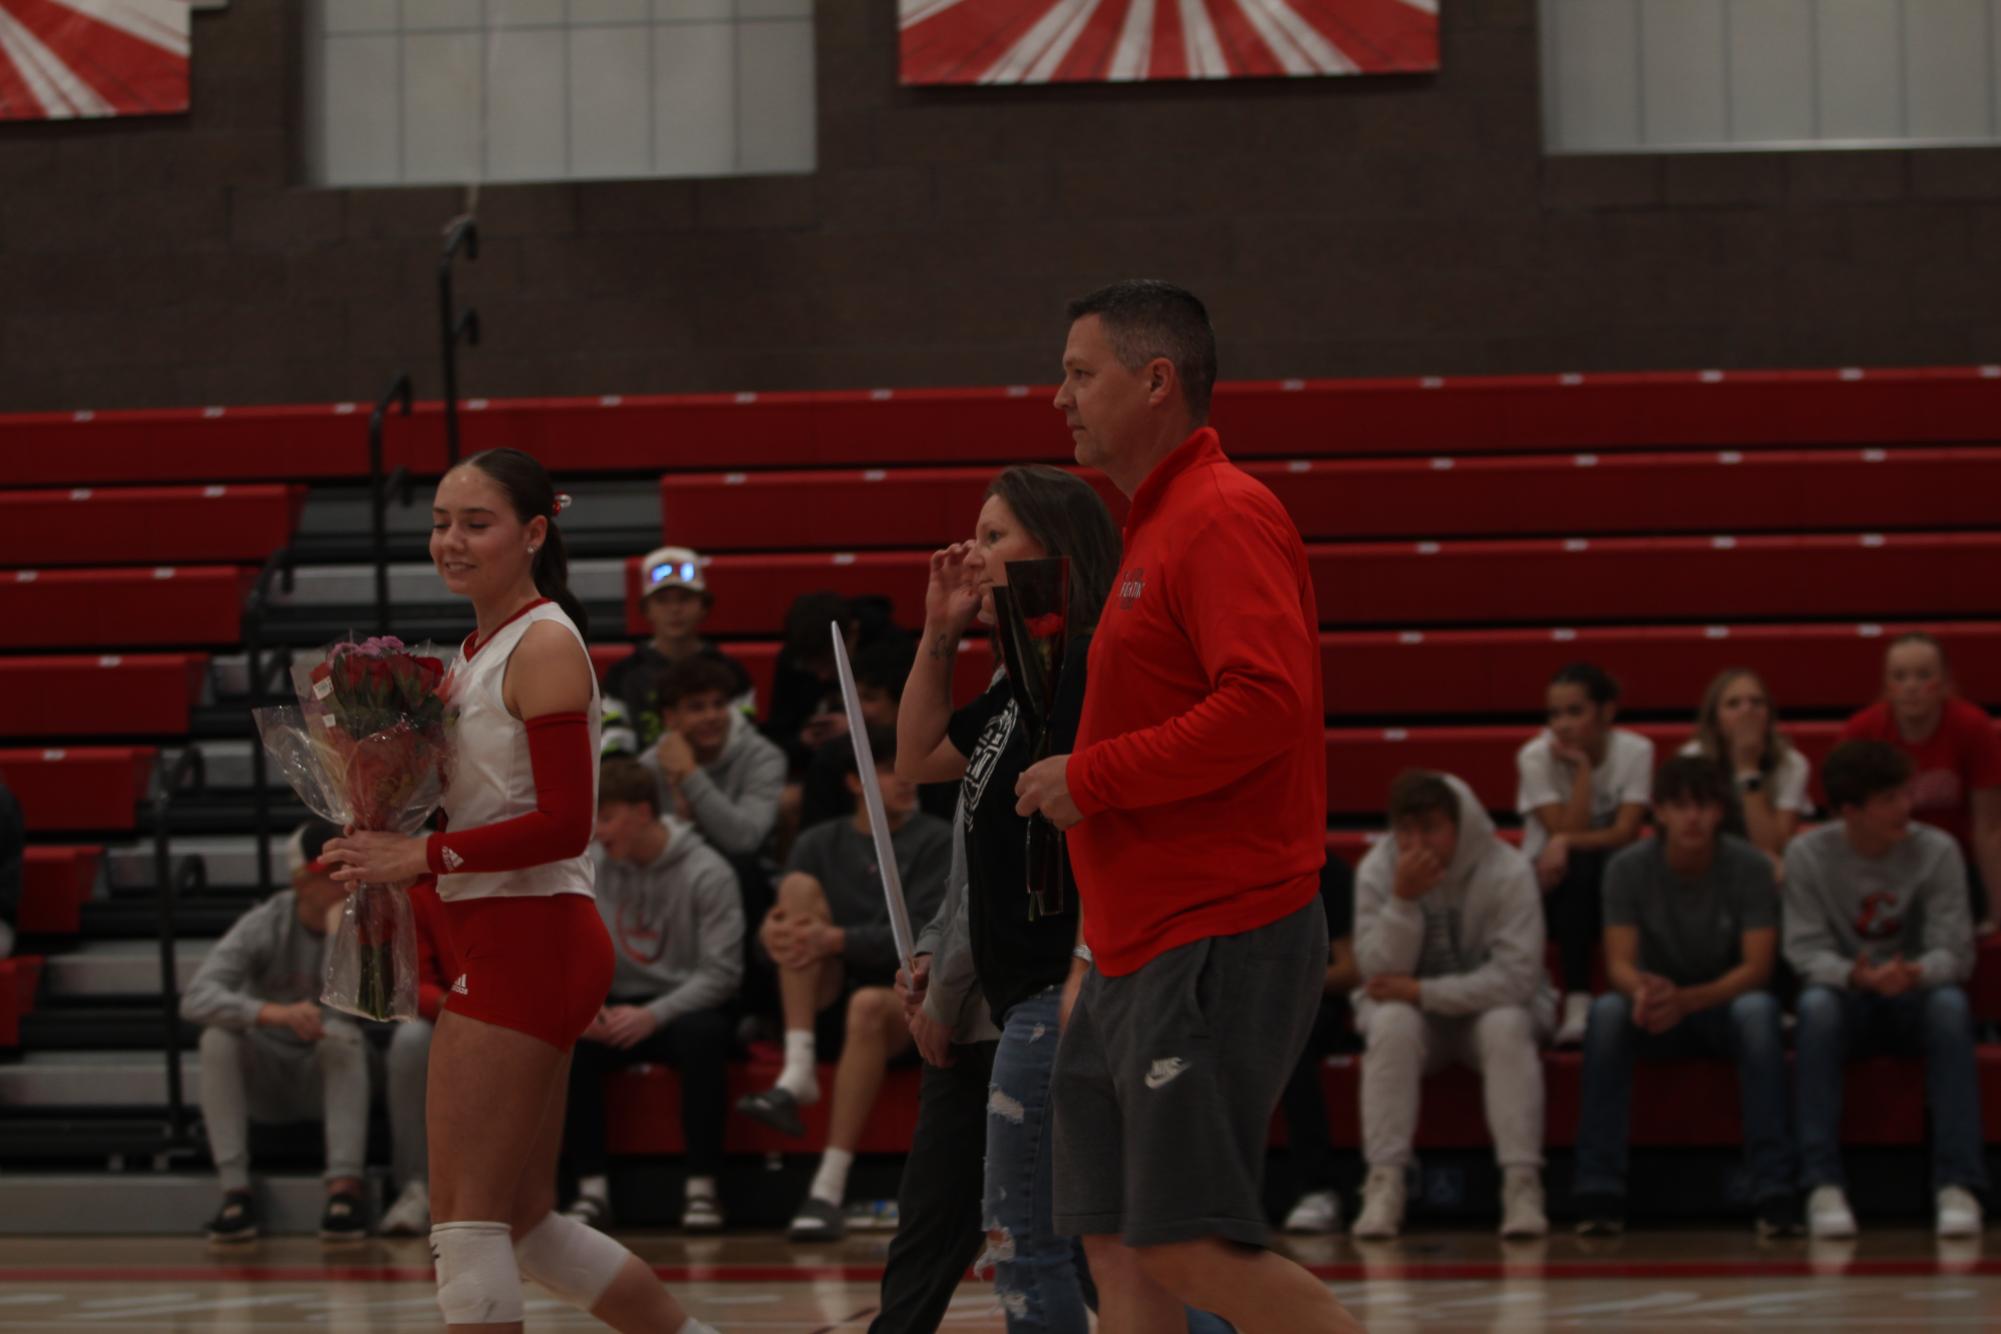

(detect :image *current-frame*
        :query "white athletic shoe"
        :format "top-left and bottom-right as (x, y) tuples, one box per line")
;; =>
(1553, 993), (1592, 1048)
(377, 1181), (430, 1237)
(1500, 1167), (1548, 1240)
(1936, 1186), (1983, 1239)
(1284, 1189), (1343, 1234)
(1807, 1185), (1858, 1239)
(1352, 1166), (1406, 1241)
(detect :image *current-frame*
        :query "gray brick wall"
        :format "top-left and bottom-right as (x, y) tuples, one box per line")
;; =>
(0, 0), (1994, 412)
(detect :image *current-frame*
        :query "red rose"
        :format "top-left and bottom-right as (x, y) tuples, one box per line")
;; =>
(1024, 612), (1065, 639)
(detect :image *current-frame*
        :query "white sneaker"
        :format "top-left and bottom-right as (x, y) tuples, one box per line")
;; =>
(1937, 1186), (1983, 1239)
(1500, 1167), (1548, 1239)
(377, 1181), (429, 1237)
(1352, 1166), (1406, 1241)
(1284, 1189), (1343, 1234)
(1807, 1185), (1857, 1239)
(1553, 993), (1591, 1047)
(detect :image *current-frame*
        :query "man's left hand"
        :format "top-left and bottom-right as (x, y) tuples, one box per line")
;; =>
(1015, 754), (1082, 830)
(599, 1005), (659, 1049)
(1364, 974), (1422, 1006)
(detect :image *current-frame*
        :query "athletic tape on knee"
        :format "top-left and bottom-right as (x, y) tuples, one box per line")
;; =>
(514, 1211), (629, 1312)
(430, 1221), (522, 1326)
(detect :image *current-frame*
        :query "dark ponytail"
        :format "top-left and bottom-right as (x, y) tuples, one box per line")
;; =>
(460, 448), (590, 640)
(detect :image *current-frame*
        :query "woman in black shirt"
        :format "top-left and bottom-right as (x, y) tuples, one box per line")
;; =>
(895, 465), (1121, 1332)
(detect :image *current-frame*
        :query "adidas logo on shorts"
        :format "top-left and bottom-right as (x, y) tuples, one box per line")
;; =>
(451, 974), (469, 996)
(441, 846), (464, 871)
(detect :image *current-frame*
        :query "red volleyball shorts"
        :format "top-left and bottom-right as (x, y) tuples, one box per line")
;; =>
(438, 893), (614, 1051)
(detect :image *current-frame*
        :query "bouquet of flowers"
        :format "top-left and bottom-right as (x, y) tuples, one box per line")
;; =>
(254, 636), (456, 1021)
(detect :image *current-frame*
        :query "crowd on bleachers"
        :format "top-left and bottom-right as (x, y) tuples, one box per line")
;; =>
(168, 533), (2001, 1247)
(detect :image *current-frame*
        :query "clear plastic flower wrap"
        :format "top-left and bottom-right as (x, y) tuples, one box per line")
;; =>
(253, 636), (456, 1022)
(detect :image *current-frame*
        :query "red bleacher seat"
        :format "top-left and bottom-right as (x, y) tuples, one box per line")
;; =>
(0, 485), (304, 566)
(0, 654), (208, 738)
(0, 747), (156, 832)
(1319, 719), (1919, 814)
(10, 367), (1999, 482)
(0, 568), (255, 649)
(604, 1046), (2001, 1156)
(635, 535), (2001, 639)
(0, 956), (42, 1049)
(18, 846), (101, 936)
(591, 638), (997, 709)
(1322, 622), (2001, 717)
(661, 449), (2001, 551)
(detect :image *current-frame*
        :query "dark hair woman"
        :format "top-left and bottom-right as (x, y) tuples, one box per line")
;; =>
(322, 450), (713, 1334)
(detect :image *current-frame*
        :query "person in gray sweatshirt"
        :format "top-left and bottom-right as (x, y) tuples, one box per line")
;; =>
(179, 820), (371, 1245)
(1352, 771), (1556, 1243)
(1784, 739), (1986, 1241)
(562, 757), (744, 1234)
(642, 656), (788, 861)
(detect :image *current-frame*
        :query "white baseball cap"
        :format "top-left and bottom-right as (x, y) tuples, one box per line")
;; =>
(640, 546), (708, 597)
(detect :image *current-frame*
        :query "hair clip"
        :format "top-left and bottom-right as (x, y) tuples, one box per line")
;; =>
(552, 493), (573, 517)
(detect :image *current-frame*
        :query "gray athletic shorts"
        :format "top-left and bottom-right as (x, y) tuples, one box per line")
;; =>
(1050, 894), (1326, 1249)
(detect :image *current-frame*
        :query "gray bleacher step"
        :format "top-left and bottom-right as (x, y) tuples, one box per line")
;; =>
(83, 897), (259, 940)
(43, 941), (212, 998)
(22, 1007), (199, 1052)
(107, 835), (285, 890)
(0, 1171), (367, 1235)
(164, 740), (286, 791)
(268, 558), (625, 607)
(0, 1050), (204, 1110)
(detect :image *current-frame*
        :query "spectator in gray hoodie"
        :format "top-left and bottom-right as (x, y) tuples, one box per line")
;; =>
(644, 655), (788, 861)
(179, 820), (370, 1245)
(1785, 739), (1985, 1241)
(562, 758), (745, 1234)
(1352, 771), (1555, 1243)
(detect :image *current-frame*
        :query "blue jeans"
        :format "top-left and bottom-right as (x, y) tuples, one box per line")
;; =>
(1573, 990), (1796, 1202)
(1795, 984), (1988, 1194)
(986, 987), (1233, 1334)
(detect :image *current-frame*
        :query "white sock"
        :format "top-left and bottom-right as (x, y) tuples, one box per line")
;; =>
(809, 1148), (854, 1207)
(577, 1174), (609, 1204)
(685, 1175), (717, 1201)
(776, 1030), (820, 1104)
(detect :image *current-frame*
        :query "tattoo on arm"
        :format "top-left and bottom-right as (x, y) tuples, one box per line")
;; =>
(928, 634), (953, 662)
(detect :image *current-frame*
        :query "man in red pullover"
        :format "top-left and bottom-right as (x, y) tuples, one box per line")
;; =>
(1017, 281), (1362, 1334)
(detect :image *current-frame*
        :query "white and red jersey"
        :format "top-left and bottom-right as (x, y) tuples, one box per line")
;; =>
(439, 600), (601, 902)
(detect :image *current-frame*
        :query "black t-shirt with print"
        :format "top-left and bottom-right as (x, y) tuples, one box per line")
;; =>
(946, 636), (1091, 1025)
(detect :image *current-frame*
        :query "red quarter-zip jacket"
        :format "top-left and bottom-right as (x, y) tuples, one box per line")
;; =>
(1065, 427), (1327, 976)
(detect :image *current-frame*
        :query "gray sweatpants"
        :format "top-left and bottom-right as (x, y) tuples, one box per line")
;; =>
(197, 1021), (370, 1192)
(388, 1018), (433, 1189)
(1357, 1001), (1547, 1171)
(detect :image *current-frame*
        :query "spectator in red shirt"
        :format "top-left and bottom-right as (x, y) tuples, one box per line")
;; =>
(1839, 633), (2001, 931)
(1015, 280), (1361, 1334)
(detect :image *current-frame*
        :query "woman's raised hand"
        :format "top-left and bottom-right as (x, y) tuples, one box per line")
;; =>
(924, 540), (982, 634)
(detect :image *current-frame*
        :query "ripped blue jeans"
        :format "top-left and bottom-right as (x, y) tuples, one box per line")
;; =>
(985, 985), (1090, 1332)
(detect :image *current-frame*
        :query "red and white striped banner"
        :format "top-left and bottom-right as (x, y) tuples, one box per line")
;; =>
(0, 0), (189, 120)
(900, 0), (1437, 85)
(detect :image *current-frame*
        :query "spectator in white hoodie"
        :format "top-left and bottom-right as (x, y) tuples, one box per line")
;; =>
(1352, 771), (1555, 1242)
(562, 758), (745, 1233)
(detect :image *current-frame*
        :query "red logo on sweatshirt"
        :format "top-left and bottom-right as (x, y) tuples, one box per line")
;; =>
(1854, 890), (1904, 941)
(1117, 568), (1146, 610)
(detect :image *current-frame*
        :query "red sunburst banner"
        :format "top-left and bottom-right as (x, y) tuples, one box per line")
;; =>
(900, 0), (1437, 85)
(0, 0), (189, 121)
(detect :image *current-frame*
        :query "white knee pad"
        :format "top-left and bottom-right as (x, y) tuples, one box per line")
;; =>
(514, 1211), (629, 1312)
(430, 1221), (522, 1326)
